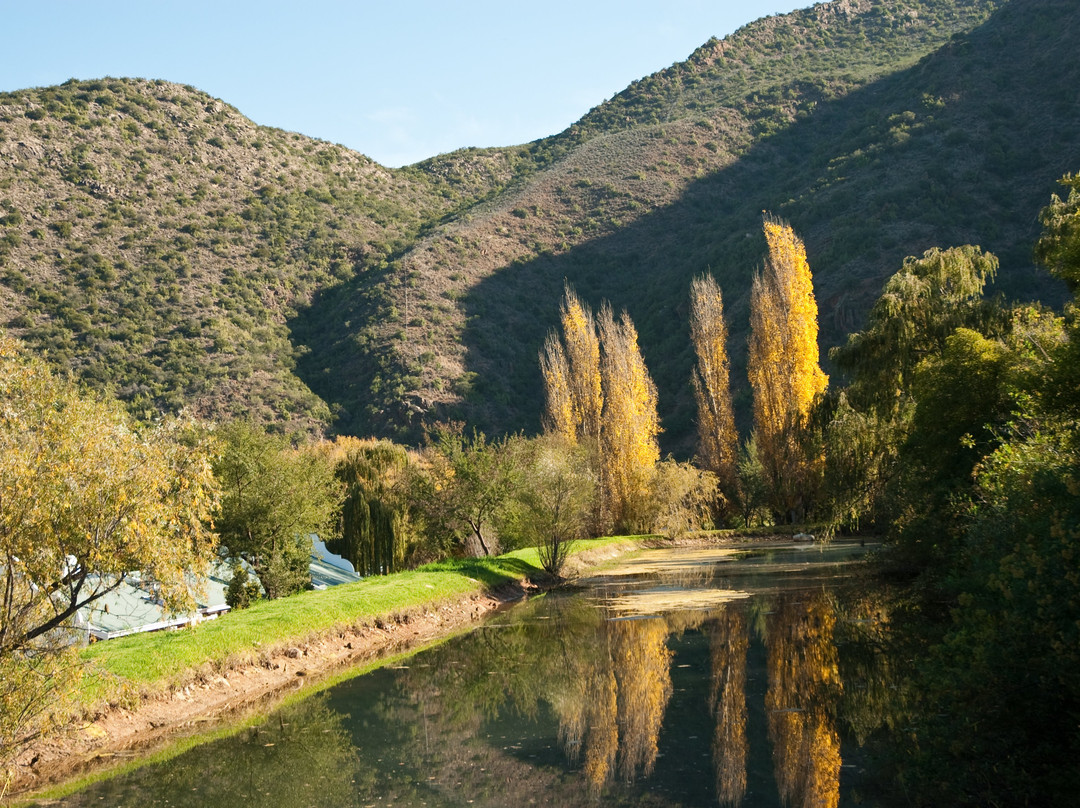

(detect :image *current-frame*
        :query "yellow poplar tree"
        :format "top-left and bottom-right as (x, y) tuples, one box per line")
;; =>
(748, 217), (828, 520)
(540, 284), (603, 445)
(689, 274), (739, 511)
(598, 303), (661, 531)
(540, 332), (574, 441)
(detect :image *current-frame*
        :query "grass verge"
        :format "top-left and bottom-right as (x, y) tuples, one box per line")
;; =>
(77, 537), (639, 705)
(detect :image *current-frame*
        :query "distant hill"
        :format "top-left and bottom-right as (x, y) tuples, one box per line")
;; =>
(1, 0), (1077, 451)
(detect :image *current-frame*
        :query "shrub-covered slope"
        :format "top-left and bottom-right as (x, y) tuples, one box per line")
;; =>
(1, 0), (1076, 450)
(295, 0), (1077, 448)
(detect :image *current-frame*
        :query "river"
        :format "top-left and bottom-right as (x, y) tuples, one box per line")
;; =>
(43, 541), (899, 807)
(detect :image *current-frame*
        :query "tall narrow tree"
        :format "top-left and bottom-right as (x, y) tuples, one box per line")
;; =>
(690, 274), (739, 511)
(748, 217), (828, 520)
(540, 332), (575, 442)
(598, 303), (661, 530)
(541, 283), (603, 445)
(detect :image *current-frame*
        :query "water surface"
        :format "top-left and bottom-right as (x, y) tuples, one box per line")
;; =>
(47, 541), (895, 807)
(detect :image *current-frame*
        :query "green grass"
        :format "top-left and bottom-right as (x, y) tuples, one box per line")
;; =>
(77, 537), (636, 704)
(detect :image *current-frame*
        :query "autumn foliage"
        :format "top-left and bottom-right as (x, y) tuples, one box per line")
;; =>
(748, 217), (828, 519)
(689, 274), (739, 512)
(541, 286), (661, 532)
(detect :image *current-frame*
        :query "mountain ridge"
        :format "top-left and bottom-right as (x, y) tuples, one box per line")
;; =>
(1, 0), (1075, 452)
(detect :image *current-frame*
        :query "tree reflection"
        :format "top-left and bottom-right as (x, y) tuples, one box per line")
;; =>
(708, 607), (749, 806)
(765, 592), (842, 808)
(612, 615), (674, 781)
(554, 611), (674, 790)
(61, 694), (358, 808)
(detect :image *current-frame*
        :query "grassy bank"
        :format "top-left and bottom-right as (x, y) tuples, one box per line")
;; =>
(78, 537), (641, 705)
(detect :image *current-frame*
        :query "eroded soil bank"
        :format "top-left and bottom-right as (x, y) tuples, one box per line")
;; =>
(5, 542), (639, 800)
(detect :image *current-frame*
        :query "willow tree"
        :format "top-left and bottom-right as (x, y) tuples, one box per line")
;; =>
(333, 440), (413, 576)
(748, 217), (828, 520)
(689, 274), (739, 512)
(598, 303), (661, 531)
(540, 283), (602, 444)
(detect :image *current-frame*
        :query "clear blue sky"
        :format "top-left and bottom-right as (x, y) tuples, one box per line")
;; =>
(1, 1), (809, 167)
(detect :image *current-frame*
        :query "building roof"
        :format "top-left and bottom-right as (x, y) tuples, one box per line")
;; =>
(81, 542), (361, 641)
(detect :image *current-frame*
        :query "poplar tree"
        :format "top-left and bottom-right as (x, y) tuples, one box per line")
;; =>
(540, 283), (602, 444)
(748, 217), (828, 520)
(598, 303), (661, 530)
(689, 274), (739, 511)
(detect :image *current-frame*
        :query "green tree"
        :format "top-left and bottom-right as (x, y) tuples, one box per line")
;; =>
(1034, 172), (1080, 293)
(330, 439), (414, 576)
(214, 421), (340, 599)
(886, 180), (1080, 806)
(224, 562), (261, 610)
(825, 245), (1005, 534)
(507, 435), (595, 578)
(419, 427), (522, 557)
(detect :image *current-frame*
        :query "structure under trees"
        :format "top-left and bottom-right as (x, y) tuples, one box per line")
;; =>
(747, 217), (828, 521)
(0, 333), (219, 759)
(214, 421), (340, 599)
(689, 274), (739, 517)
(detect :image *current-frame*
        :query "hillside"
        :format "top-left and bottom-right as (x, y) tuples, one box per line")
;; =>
(0, 79), (530, 433)
(1, 0), (1077, 450)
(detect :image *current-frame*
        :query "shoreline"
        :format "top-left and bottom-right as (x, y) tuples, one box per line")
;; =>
(4, 534), (825, 801)
(6, 587), (519, 802)
(4, 541), (642, 801)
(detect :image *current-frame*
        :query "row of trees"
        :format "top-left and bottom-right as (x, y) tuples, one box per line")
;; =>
(536, 217), (831, 534)
(824, 176), (1080, 804)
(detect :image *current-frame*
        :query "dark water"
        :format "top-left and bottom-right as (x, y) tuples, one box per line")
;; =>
(47, 542), (898, 807)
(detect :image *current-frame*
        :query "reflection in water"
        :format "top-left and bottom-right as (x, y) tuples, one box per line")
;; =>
(709, 607), (749, 806)
(554, 612), (673, 790)
(55, 695), (357, 807)
(47, 543), (895, 808)
(766, 593), (842, 808)
(612, 616), (674, 782)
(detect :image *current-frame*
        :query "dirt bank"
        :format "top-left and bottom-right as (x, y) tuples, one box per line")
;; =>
(5, 541), (639, 800)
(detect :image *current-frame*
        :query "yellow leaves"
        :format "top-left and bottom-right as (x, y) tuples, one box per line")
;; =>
(0, 333), (221, 646)
(541, 284), (603, 445)
(749, 217), (829, 516)
(690, 274), (738, 503)
(540, 332), (575, 443)
(598, 304), (661, 531)
(766, 593), (842, 808)
(540, 286), (660, 533)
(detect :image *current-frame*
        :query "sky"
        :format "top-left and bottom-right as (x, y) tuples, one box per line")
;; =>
(1, 1), (810, 168)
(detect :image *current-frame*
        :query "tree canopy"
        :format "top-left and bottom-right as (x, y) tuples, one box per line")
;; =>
(214, 421), (340, 599)
(0, 333), (220, 655)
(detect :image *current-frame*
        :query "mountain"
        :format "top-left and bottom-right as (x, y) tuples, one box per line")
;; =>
(1, 0), (1077, 451)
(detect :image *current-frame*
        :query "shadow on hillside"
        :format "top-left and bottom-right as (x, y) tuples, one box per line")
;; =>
(289, 1), (1075, 449)
(453, 0), (1075, 454)
(289, 259), (414, 439)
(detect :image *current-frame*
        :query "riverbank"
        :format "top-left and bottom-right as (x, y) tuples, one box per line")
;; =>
(4, 538), (645, 801)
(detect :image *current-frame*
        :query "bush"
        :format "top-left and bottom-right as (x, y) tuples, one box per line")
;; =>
(224, 563), (262, 610)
